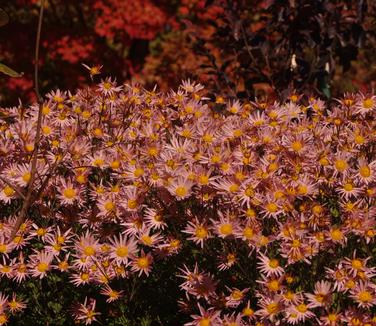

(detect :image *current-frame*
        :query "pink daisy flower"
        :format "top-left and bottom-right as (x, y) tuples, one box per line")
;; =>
(108, 235), (138, 265)
(131, 251), (153, 277)
(28, 250), (54, 279)
(257, 252), (284, 278)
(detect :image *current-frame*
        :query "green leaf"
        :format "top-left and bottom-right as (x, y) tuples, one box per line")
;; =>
(0, 9), (9, 27)
(0, 62), (23, 77)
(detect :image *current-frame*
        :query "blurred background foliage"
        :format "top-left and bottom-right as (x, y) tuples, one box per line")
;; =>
(0, 0), (376, 106)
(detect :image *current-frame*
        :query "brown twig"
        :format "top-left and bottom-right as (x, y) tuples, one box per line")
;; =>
(9, 0), (45, 240)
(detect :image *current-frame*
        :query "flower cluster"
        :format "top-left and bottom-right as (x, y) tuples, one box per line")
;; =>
(0, 78), (375, 324)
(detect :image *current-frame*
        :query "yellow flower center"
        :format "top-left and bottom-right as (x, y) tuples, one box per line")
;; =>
(335, 159), (347, 172)
(63, 187), (76, 199)
(266, 202), (278, 213)
(363, 98), (374, 109)
(319, 157), (329, 166)
(93, 128), (103, 137)
(81, 272), (90, 281)
(229, 106), (239, 114)
(195, 226), (208, 239)
(103, 82), (112, 90)
(343, 183), (353, 191)
(269, 259), (279, 268)
(3, 186), (15, 197)
(330, 229), (343, 241)
(115, 246), (128, 258)
(25, 144), (34, 152)
(1, 266), (10, 273)
(0, 314), (8, 324)
(219, 223), (233, 236)
(267, 280), (280, 291)
(137, 257), (149, 268)
(291, 239), (301, 248)
(93, 158), (104, 167)
(312, 205), (323, 215)
(266, 302), (279, 314)
(296, 304), (308, 313)
(242, 307), (254, 317)
(42, 105), (50, 115)
(22, 172), (31, 183)
(345, 279), (355, 289)
(110, 160), (120, 169)
(243, 226), (254, 239)
(291, 141), (303, 152)
(210, 154), (221, 163)
(231, 290), (243, 300)
(37, 262), (48, 273)
(315, 294), (325, 303)
(0, 244), (6, 253)
(199, 318), (211, 326)
(198, 175), (209, 185)
(42, 126), (51, 135)
(141, 235), (153, 246)
(104, 201), (115, 212)
(175, 186), (188, 198)
(134, 168), (144, 177)
(229, 184), (239, 193)
(86, 310), (96, 319)
(82, 110), (91, 119)
(58, 261), (69, 270)
(233, 129), (242, 137)
(354, 134), (365, 144)
(84, 246), (95, 256)
(358, 290), (372, 303)
(360, 166), (371, 178)
(351, 259), (363, 270)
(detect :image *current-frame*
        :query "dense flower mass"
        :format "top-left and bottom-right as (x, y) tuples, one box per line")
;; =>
(0, 79), (375, 324)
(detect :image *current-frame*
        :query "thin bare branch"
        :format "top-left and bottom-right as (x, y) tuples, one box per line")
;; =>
(9, 0), (45, 240)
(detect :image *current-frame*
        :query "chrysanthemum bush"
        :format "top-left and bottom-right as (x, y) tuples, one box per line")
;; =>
(0, 77), (375, 325)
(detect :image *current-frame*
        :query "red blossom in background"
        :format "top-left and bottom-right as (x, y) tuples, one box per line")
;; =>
(50, 36), (94, 64)
(93, 0), (168, 40)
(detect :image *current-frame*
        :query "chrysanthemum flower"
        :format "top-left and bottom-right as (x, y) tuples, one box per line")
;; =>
(319, 311), (344, 325)
(257, 253), (284, 278)
(305, 280), (332, 308)
(137, 227), (163, 248)
(70, 270), (92, 286)
(167, 176), (194, 200)
(355, 94), (376, 114)
(349, 281), (376, 308)
(108, 235), (138, 265)
(255, 295), (282, 321)
(8, 293), (26, 314)
(212, 210), (239, 239)
(100, 284), (123, 303)
(144, 208), (166, 230)
(97, 195), (118, 218)
(218, 252), (237, 271)
(131, 251), (153, 277)
(73, 297), (100, 325)
(225, 287), (249, 308)
(285, 302), (315, 324)
(75, 231), (100, 258)
(183, 219), (211, 248)
(57, 179), (82, 206)
(28, 250), (54, 279)
(184, 304), (221, 326)
(45, 227), (74, 256)
(356, 158), (376, 184)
